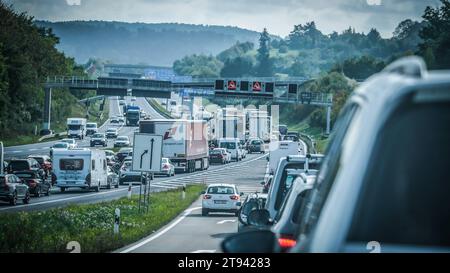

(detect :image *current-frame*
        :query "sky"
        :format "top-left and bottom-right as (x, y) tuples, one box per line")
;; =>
(4, 0), (442, 38)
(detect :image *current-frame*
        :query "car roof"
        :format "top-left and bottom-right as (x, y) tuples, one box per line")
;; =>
(208, 183), (236, 188)
(28, 155), (49, 158)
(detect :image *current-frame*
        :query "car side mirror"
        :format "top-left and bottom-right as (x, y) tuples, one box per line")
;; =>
(260, 181), (265, 186)
(240, 192), (244, 196)
(236, 202), (242, 207)
(221, 230), (276, 253)
(201, 190), (206, 194)
(248, 209), (271, 227)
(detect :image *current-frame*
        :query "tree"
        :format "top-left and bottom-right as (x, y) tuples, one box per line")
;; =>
(332, 55), (386, 80)
(418, 0), (450, 69)
(255, 28), (274, 77)
(220, 57), (253, 77)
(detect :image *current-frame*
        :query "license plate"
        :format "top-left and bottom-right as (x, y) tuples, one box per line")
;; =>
(214, 200), (227, 204)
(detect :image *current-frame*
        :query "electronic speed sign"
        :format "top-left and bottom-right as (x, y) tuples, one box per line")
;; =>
(252, 81), (262, 91)
(227, 80), (237, 90)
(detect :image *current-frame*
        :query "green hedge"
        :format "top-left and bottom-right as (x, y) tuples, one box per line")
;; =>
(0, 185), (205, 253)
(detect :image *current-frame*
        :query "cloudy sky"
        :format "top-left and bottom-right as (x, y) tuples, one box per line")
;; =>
(5, 0), (441, 37)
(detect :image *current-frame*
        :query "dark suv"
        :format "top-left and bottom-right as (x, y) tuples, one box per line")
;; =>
(7, 158), (46, 178)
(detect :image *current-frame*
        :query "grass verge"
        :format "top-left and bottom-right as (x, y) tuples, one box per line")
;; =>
(0, 184), (205, 253)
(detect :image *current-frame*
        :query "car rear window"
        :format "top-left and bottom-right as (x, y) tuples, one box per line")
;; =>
(8, 161), (29, 171)
(220, 142), (236, 149)
(30, 157), (43, 164)
(347, 100), (450, 247)
(53, 143), (67, 148)
(60, 159), (84, 171)
(211, 150), (222, 154)
(93, 134), (104, 138)
(208, 186), (235, 194)
(15, 173), (35, 178)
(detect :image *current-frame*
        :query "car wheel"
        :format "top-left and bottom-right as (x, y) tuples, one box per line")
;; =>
(106, 181), (111, 189)
(60, 187), (65, 193)
(115, 184), (119, 189)
(45, 187), (51, 196)
(23, 191), (30, 204)
(34, 186), (41, 198)
(202, 209), (209, 216)
(9, 191), (17, 206)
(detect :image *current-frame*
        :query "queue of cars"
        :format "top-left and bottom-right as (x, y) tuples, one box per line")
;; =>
(222, 56), (450, 253)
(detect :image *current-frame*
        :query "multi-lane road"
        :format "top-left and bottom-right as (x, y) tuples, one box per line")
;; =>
(1, 97), (307, 253)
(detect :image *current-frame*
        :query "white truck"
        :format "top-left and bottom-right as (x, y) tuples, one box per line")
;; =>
(52, 149), (108, 192)
(268, 141), (299, 175)
(67, 118), (87, 139)
(247, 110), (271, 142)
(211, 108), (246, 143)
(139, 119), (209, 173)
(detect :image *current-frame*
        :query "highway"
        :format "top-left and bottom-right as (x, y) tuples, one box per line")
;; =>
(118, 153), (268, 253)
(118, 141), (307, 253)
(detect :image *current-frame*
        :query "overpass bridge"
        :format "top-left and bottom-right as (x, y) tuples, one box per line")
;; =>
(43, 76), (333, 134)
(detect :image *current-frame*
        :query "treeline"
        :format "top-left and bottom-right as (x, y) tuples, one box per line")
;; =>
(35, 21), (269, 67)
(173, 0), (450, 80)
(0, 2), (86, 140)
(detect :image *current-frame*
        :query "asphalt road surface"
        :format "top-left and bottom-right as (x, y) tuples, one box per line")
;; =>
(117, 153), (268, 253)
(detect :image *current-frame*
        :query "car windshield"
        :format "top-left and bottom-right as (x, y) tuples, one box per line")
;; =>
(220, 142), (236, 149)
(86, 124), (96, 128)
(117, 137), (128, 141)
(53, 143), (68, 148)
(208, 186), (235, 194)
(119, 149), (132, 153)
(162, 158), (169, 163)
(59, 159), (84, 170)
(62, 139), (74, 144)
(107, 129), (116, 132)
(68, 125), (81, 130)
(92, 134), (104, 138)
(251, 140), (261, 145)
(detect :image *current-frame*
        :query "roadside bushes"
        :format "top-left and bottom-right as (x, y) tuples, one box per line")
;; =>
(0, 185), (205, 253)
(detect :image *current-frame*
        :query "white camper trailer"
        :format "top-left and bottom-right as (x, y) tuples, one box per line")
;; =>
(53, 149), (108, 192)
(67, 118), (87, 139)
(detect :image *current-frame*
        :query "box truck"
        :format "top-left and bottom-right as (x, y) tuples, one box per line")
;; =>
(139, 119), (209, 173)
(52, 149), (108, 192)
(267, 141), (300, 175)
(247, 110), (271, 142)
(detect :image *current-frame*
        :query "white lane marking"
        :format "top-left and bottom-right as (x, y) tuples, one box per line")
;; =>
(217, 219), (236, 224)
(149, 184), (177, 189)
(191, 250), (217, 253)
(28, 148), (39, 151)
(120, 206), (202, 253)
(0, 186), (139, 212)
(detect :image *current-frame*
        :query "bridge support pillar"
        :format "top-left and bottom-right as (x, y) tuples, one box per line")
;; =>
(325, 105), (331, 135)
(42, 87), (52, 130)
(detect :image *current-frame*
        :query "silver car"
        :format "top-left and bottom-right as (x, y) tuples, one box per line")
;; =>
(0, 174), (30, 206)
(157, 158), (175, 177)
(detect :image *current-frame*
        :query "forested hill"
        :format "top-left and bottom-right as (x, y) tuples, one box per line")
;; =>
(34, 21), (275, 66)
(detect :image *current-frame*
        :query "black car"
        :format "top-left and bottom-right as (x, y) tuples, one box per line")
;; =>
(7, 158), (46, 178)
(116, 148), (133, 162)
(237, 193), (268, 232)
(14, 171), (51, 197)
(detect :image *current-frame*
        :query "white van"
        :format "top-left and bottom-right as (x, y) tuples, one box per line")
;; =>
(219, 138), (242, 161)
(53, 149), (108, 192)
(268, 141), (300, 175)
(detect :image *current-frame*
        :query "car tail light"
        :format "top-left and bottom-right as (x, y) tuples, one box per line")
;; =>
(278, 236), (297, 249)
(203, 194), (212, 199)
(230, 195), (239, 200)
(162, 164), (169, 169)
